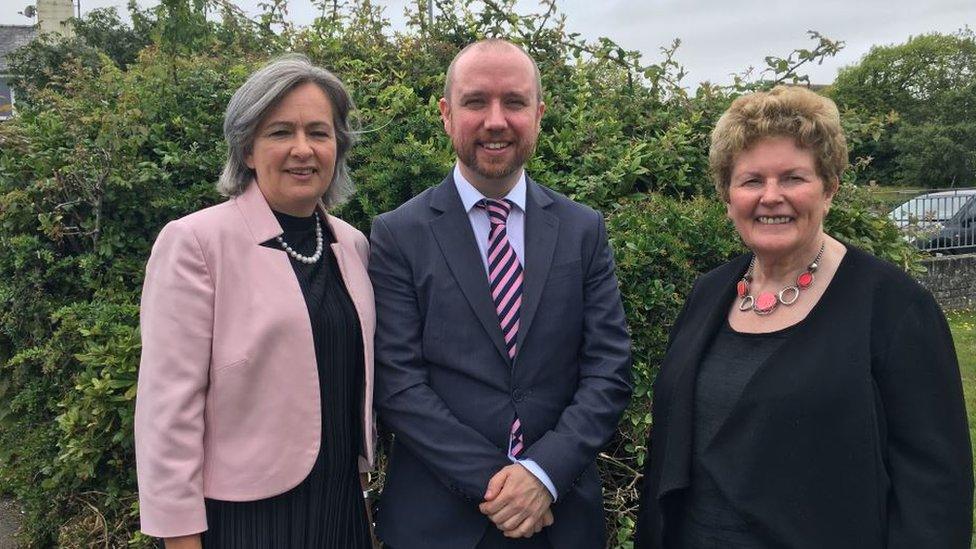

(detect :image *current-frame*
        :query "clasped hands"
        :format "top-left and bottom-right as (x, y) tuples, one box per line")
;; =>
(479, 463), (554, 538)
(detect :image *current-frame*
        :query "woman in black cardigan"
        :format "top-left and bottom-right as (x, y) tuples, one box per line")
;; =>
(635, 85), (972, 548)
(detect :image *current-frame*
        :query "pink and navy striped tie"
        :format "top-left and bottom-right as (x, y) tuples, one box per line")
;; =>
(478, 198), (525, 457)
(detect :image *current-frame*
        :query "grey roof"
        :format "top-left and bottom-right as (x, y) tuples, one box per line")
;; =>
(0, 25), (37, 74)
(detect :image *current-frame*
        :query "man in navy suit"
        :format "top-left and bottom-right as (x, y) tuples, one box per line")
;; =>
(369, 39), (632, 549)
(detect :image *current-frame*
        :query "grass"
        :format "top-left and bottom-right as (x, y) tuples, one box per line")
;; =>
(948, 309), (976, 545)
(867, 186), (928, 212)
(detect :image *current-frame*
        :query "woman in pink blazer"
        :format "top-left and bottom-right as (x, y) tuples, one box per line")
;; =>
(135, 55), (375, 548)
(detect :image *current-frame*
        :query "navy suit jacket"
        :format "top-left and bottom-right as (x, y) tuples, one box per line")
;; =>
(369, 174), (632, 549)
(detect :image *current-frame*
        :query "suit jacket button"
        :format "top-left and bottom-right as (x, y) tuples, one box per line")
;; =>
(512, 388), (524, 402)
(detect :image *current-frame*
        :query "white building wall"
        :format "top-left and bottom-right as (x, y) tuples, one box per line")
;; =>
(37, 0), (75, 38)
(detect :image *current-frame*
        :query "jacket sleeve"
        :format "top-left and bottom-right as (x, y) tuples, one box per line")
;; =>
(134, 220), (213, 538)
(369, 215), (511, 501)
(876, 292), (973, 548)
(520, 213), (634, 497)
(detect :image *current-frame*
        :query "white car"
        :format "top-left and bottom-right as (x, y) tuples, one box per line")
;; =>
(888, 189), (976, 252)
(889, 189), (976, 228)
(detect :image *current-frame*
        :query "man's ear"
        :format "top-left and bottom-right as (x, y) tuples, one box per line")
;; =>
(438, 97), (451, 131)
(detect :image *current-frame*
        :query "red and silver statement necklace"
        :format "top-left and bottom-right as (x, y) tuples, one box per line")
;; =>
(737, 242), (825, 316)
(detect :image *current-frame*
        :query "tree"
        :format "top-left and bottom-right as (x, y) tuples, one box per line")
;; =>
(828, 28), (976, 187)
(7, 7), (153, 99)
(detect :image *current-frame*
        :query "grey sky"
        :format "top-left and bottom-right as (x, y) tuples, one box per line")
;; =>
(2, 0), (973, 86)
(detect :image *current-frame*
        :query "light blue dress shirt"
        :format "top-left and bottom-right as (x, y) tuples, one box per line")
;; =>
(453, 164), (558, 501)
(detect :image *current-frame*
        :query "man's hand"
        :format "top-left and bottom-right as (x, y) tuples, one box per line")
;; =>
(479, 464), (554, 538)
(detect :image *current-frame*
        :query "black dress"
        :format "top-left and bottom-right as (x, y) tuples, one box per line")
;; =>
(673, 321), (791, 548)
(201, 211), (371, 549)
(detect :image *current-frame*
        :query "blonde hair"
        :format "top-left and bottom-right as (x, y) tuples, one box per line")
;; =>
(709, 85), (848, 201)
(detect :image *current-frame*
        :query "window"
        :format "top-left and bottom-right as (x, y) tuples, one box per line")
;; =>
(0, 77), (13, 120)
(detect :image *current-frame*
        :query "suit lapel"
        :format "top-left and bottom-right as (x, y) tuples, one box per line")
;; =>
(234, 179), (285, 243)
(656, 256), (748, 499)
(517, 178), (557, 359)
(328, 240), (370, 338)
(428, 176), (511, 363)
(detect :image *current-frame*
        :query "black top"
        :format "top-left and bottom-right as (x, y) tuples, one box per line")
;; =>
(636, 245), (972, 549)
(676, 322), (791, 547)
(201, 211), (370, 549)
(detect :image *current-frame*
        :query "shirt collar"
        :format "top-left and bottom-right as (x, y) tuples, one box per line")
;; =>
(453, 164), (527, 214)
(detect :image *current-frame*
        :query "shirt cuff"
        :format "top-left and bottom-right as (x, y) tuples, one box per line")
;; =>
(513, 457), (558, 501)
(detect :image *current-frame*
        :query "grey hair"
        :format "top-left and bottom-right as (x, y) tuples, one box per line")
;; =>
(443, 39), (544, 104)
(217, 54), (357, 208)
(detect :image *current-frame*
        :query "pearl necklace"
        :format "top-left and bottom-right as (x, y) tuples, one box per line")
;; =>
(275, 212), (324, 265)
(737, 242), (825, 316)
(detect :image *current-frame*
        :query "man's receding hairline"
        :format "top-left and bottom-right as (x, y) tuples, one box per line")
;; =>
(444, 39), (543, 103)
(464, 39), (525, 58)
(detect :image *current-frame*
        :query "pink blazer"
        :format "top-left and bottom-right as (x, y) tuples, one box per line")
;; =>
(134, 182), (375, 538)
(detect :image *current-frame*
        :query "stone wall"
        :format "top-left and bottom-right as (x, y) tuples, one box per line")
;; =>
(917, 253), (976, 311)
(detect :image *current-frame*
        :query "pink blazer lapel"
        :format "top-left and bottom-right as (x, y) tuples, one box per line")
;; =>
(326, 213), (377, 470)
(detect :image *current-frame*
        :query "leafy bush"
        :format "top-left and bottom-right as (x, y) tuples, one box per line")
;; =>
(826, 182), (924, 274)
(0, 46), (245, 548)
(0, 0), (920, 546)
(603, 193), (741, 542)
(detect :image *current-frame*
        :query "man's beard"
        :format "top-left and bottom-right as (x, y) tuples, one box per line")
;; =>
(454, 135), (536, 182)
